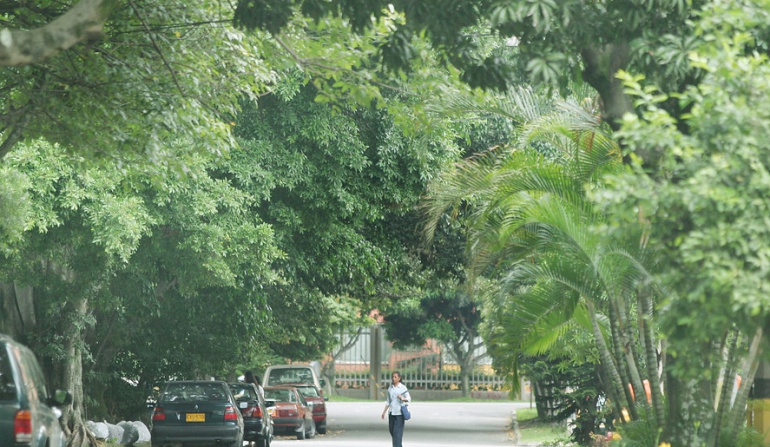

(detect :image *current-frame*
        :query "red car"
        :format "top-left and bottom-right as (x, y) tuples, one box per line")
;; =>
(263, 386), (316, 440)
(285, 383), (327, 434)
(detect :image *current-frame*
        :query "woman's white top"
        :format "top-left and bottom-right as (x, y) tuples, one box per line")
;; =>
(385, 383), (411, 416)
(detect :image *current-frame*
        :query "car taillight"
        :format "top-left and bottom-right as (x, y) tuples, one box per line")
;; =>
(253, 405), (263, 418)
(224, 405), (238, 421)
(14, 410), (32, 444)
(152, 407), (166, 421)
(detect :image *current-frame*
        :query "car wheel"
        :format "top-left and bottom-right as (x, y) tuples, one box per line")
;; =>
(297, 425), (306, 440)
(307, 419), (316, 439)
(317, 423), (327, 435)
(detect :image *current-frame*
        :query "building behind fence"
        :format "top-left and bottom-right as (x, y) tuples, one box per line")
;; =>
(327, 326), (529, 401)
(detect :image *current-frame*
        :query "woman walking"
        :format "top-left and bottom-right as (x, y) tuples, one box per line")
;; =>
(381, 371), (411, 447)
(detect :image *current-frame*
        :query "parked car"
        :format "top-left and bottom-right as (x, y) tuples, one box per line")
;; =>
(150, 380), (243, 447)
(263, 364), (325, 390)
(0, 333), (72, 447)
(263, 386), (315, 440)
(286, 383), (327, 434)
(228, 382), (273, 447)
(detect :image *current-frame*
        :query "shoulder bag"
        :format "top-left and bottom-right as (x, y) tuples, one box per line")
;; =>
(401, 391), (411, 420)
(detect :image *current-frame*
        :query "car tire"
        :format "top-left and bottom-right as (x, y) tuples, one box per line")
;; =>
(307, 419), (316, 439)
(317, 423), (326, 435)
(297, 426), (306, 440)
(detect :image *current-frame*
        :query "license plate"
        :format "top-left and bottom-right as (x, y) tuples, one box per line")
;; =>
(186, 413), (205, 422)
(267, 408), (276, 416)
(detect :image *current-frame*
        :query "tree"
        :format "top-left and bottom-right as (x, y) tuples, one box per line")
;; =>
(600, 4), (770, 443)
(383, 285), (488, 397)
(0, 1), (270, 161)
(226, 78), (468, 375)
(0, 139), (282, 444)
(423, 87), (667, 433)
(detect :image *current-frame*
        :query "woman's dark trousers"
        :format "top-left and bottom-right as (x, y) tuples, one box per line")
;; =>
(389, 414), (405, 447)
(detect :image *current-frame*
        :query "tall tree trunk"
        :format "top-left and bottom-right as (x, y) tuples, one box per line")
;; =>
(586, 300), (627, 420)
(709, 331), (737, 447)
(725, 327), (763, 442)
(614, 294), (645, 411)
(57, 296), (97, 447)
(638, 287), (665, 427)
(0, 282), (36, 339)
(607, 301), (637, 418)
(460, 361), (471, 398)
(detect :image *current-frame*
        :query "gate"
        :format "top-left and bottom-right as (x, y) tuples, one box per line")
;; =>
(326, 326), (508, 397)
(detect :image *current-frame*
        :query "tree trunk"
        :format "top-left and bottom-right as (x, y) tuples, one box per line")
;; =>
(0, 282), (36, 339)
(586, 300), (626, 420)
(580, 43), (634, 129)
(614, 295), (645, 414)
(607, 301), (636, 418)
(725, 327), (763, 442)
(638, 287), (665, 427)
(460, 360), (471, 398)
(58, 297), (97, 447)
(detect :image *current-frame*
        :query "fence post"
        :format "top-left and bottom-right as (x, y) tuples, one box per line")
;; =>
(370, 325), (382, 400)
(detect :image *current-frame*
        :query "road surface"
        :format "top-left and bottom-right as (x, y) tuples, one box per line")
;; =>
(271, 400), (532, 447)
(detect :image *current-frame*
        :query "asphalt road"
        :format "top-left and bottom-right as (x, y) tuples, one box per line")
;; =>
(270, 400), (532, 447)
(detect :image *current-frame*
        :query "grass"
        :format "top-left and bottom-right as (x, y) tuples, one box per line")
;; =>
(516, 407), (570, 444)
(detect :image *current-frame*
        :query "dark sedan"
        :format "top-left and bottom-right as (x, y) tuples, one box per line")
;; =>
(263, 386), (315, 440)
(285, 383), (327, 434)
(0, 333), (72, 447)
(228, 382), (273, 447)
(150, 380), (243, 447)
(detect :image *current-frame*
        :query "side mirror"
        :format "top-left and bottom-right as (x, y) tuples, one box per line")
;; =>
(324, 396), (329, 401)
(320, 379), (326, 387)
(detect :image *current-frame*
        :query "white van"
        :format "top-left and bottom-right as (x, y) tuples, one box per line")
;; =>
(263, 364), (325, 389)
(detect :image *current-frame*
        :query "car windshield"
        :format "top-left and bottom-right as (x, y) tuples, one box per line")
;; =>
(268, 368), (313, 385)
(0, 349), (15, 401)
(160, 383), (227, 403)
(264, 389), (294, 403)
(296, 386), (318, 398)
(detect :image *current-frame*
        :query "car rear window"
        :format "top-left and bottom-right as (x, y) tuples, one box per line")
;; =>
(297, 386), (319, 398)
(0, 348), (16, 401)
(264, 389), (294, 402)
(268, 368), (313, 385)
(160, 383), (228, 403)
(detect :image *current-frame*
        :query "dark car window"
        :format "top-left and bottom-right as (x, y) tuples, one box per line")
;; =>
(160, 383), (228, 402)
(0, 349), (16, 401)
(229, 383), (256, 400)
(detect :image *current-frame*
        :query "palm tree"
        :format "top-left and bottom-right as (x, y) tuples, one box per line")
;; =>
(423, 86), (666, 428)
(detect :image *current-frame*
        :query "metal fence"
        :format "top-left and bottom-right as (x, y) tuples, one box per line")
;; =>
(328, 326), (508, 392)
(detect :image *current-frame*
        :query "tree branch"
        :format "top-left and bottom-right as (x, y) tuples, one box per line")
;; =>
(0, 0), (118, 66)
